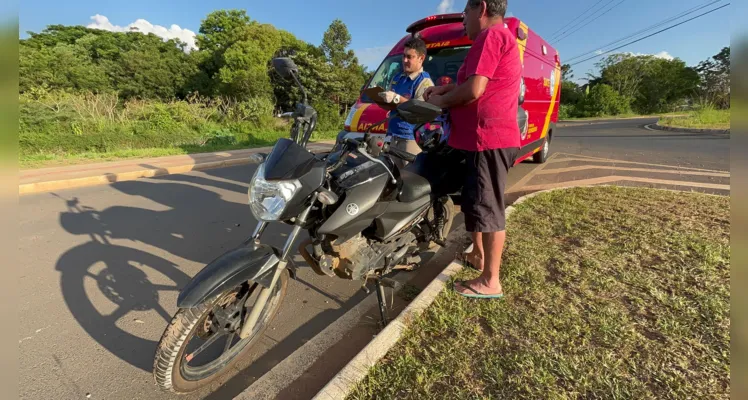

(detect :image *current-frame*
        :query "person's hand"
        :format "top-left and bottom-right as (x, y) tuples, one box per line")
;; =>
(427, 94), (446, 109)
(378, 91), (398, 103)
(424, 85), (448, 101)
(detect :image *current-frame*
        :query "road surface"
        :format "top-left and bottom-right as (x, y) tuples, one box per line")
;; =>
(18, 118), (729, 399)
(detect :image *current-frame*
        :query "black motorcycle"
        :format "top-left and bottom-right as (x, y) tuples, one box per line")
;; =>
(153, 57), (465, 393)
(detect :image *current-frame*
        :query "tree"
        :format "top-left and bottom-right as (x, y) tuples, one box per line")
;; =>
(321, 19), (352, 67)
(561, 63), (574, 81)
(696, 46), (730, 108)
(319, 20), (366, 111)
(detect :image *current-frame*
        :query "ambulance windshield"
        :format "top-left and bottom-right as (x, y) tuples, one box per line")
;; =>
(362, 46), (470, 103)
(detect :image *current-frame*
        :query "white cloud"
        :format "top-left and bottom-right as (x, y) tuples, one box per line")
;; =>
(437, 0), (456, 14)
(354, 45), (393, 71)
(653, 51), (674, 60)
(87, 14), (197, 52)
(595, 49), (604, 55)
(624, 51), (675, 61)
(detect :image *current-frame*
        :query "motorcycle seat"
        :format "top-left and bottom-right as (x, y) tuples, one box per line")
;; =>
(398, 168), (432, 203)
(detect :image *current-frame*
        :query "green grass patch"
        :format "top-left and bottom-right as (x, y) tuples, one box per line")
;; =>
(351, 186), (730, 400)
(561, 112), (685, 121)
(660, 108), (730, 130)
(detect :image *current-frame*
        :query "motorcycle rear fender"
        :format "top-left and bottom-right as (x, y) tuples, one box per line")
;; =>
(177, 242), (296, 309)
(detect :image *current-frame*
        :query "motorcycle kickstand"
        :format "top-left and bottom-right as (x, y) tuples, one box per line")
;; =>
(374, 278), (388, 329)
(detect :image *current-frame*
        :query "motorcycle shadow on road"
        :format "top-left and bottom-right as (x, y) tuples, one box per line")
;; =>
(51, 165), (378, 397)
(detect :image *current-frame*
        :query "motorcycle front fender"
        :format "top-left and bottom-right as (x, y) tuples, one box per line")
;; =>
(177, 242), (294, 309)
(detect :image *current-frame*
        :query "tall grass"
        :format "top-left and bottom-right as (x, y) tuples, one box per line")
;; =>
(660, 106), (730, 130)
(20, 90), (341, 167)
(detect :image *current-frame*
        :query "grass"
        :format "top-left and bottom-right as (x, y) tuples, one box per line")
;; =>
(350, 186), (730, 400)
(20, 129), (339, 169)
(561, 111), (686, 121)
(19, 90), (343, 169)
(660, 108), (730, 130)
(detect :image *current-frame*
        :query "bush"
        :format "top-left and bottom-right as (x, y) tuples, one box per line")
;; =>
(579, 84), (630, 117)
(312, 100), (344, 132)
(559, 104), (578, 119)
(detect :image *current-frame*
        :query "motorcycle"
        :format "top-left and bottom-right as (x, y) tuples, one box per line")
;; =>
(153, 57), (465, 393)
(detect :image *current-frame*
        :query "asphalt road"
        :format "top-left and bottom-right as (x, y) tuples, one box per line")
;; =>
(18, 118), (729, 400)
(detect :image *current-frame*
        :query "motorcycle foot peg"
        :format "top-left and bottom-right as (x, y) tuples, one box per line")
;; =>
(378, 277), (401, 290)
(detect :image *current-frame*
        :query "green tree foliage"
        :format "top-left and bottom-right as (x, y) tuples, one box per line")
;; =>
(696, 46), (730, 108)
(562, 50), (717, 118)
(20, 25), (196, 99)
(19, 9), (373, 160)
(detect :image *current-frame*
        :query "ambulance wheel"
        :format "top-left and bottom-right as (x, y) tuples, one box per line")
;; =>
(533, 135), (550, 164)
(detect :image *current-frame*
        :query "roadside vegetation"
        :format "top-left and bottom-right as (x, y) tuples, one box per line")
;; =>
(20, 10), (368, 168)
(660, 107), (730, 130)
(351, 186), (730, 400)
(560, 48), (730, 119)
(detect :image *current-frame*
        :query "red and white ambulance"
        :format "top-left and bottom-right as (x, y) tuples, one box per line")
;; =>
(343, 13), (561, 164)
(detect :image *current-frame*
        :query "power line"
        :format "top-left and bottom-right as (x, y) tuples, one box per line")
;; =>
(551, 0), (617, 41)
(549, 0), (608, 38)
(569, 3), (730, 66)
(564, 0), (723, 63)
(552, 0), (628, 44)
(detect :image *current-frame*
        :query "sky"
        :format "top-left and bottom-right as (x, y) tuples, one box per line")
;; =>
(18, 0), (732, 84)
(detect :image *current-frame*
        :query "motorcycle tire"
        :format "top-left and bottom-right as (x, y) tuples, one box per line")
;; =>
(153, 273), (288, 393)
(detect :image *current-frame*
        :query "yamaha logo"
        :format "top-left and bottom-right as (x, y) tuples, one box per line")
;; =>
(346, 203), (359, 216)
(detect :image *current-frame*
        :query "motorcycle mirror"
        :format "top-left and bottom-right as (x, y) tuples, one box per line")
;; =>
(272, 57), (299, 80)
(395, 100), (442, 125)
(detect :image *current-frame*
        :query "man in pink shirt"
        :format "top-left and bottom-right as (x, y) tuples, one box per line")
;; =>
(426, 0), (521, 299)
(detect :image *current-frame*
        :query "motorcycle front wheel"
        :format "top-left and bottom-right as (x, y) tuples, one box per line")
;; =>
(153, 273), (288, 393)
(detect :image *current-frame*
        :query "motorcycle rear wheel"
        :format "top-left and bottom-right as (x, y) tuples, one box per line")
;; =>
(153, 273), (288, 393)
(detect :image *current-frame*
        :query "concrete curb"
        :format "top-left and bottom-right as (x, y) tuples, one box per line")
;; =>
(647, 122), (730, 135)
(19, 141), (335, 195)
(311, 195), (539, 400)
(19, 157), (254, 195)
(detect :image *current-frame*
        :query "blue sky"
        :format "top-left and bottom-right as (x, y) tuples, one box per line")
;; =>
(19, 0), (732, 83)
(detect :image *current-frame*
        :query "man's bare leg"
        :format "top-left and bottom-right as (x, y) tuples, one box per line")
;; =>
(465, 232), (484, 271)
(457, 230), (505, 295)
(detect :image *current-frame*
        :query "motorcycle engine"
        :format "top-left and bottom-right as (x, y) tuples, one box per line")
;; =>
(324, 232), (416, 280)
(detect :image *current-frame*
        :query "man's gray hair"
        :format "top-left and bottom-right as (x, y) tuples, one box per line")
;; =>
(467, 0), (508, 18)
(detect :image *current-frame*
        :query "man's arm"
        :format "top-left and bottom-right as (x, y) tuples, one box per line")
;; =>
(413, 77), (435, 101)
(431, 75), (489, 108)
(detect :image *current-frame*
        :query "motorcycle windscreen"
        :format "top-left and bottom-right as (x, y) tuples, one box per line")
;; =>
(263, 138), (323, 182)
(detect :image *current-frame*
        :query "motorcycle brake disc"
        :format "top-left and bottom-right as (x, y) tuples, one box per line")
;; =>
(196, 290), (239, 339)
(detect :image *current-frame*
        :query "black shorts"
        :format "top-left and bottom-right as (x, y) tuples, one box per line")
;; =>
(462, 147), (519, 233)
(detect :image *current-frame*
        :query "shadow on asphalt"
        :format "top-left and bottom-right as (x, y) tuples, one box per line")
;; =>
(51, 162), (445, 399)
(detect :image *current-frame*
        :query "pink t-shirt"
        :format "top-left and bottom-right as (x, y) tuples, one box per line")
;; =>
(448, 23), (522, 151)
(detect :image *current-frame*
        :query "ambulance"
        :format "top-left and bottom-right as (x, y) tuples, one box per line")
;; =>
(343, 13), (561, 164)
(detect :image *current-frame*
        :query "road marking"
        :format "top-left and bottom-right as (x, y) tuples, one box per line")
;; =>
(644, 124), (656, 131)
(517, 176), (730, 192)
(507, 152), (559, 193)
(536, 165), (730, 178)
(547, 152), (727, 173)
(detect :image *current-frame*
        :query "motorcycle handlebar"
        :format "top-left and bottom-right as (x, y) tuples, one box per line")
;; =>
(386, 145), (417, 163)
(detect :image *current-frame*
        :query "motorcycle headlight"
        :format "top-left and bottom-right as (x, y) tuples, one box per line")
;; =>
(248, 163), (302, 221)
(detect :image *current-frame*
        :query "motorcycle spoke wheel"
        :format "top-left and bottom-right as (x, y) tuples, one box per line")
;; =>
(153, 273), (288, 393)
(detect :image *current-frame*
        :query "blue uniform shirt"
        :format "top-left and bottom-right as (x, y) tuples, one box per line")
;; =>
(387, 70), (434, 140)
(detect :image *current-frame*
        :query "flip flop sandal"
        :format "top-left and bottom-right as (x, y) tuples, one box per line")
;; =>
(454, 282), (504, 299)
